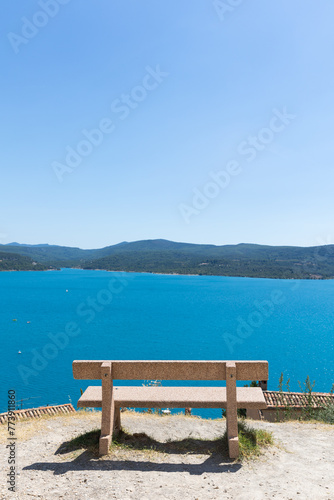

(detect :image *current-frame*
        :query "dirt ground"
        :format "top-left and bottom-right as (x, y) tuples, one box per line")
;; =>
(0, 410), (333, 500)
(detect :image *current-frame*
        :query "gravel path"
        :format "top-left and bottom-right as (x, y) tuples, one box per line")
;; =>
(1, 410), (333, 500)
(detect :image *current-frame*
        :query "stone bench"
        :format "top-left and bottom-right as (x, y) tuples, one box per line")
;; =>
(73, 360), (268, 458)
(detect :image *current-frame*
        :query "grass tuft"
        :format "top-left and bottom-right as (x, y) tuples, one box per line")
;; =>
(56, 429), (100, 456)
(58, 419), (274, 462)
(222, 420), (274, 460)
(317, 404), (334, 424)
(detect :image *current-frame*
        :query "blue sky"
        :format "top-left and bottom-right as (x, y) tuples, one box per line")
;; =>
(1, 0), (334, 249)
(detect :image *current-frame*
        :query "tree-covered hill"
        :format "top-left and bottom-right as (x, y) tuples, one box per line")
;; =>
(1, 240), (334, 279)
(0, 252), (51, 271)
(0, 242), (129, 267)
(82, 243), (334, 279)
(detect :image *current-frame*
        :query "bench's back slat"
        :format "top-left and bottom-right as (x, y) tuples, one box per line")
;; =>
(73, 360), (268, 381)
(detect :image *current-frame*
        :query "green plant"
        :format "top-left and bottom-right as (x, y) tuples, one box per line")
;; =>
(222, 420), (273, 460)
(276, 372), (285, 421)
(298, 375), (316, 420)
(278, 372), (284, 392)
(318, 403), (334, 424)
(314, 382), (334, 424)
(298, 375), (315, 395)
(275, 373), (293, 421)
(275, 376), (334, 423)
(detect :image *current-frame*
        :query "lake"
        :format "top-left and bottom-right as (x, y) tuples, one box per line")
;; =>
(1, 269), (333, 417)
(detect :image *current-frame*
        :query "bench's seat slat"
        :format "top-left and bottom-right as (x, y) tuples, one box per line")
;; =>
(78, 386), (267, 410)
(73, 360), (269, 381)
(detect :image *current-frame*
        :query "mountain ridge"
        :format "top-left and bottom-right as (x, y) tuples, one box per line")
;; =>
(1, 239), (333, 279)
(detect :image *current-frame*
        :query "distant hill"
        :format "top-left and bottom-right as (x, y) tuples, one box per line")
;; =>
(0, 251), (51, 271)
(0, 242), (129, 267)
(1, 239), (334, 279)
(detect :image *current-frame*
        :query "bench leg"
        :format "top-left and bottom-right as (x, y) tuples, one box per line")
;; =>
(99, 401), (115, 455)
(99, 434), (112, 455)
(226, 362), (239, 459)
(226, 415), (239, 459)
(99, 362), (115, 456)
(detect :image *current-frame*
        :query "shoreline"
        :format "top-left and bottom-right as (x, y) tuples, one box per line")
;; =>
(0, 267), (332, 280)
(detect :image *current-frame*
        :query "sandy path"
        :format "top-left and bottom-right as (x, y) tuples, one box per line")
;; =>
(0, 411), (333, 500)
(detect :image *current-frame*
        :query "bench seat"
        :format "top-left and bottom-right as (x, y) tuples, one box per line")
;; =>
(78, 385), (267, 410)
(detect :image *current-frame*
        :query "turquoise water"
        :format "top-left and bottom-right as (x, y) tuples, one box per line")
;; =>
(1, 269), (333, 417)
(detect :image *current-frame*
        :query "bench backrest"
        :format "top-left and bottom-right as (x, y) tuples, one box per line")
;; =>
(73, 360), (268, 381)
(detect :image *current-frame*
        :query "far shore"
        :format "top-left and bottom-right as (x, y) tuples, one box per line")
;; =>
(0, 266), (332, 280)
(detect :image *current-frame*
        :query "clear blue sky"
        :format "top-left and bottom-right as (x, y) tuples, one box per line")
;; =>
(1, 0), (334, 249)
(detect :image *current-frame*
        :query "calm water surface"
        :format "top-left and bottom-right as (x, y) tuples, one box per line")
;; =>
(1, 269), (333, 416)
